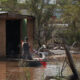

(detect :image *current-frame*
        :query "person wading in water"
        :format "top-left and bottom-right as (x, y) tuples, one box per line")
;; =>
(22, 37), (33, 60)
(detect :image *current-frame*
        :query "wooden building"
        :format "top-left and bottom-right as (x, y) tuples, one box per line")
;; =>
(0, 12), (35, 58)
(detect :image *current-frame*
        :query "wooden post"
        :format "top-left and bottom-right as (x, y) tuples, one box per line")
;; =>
(63, 40), (80, 80)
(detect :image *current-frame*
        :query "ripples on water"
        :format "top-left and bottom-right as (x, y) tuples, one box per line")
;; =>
(0, 54), (80, 80)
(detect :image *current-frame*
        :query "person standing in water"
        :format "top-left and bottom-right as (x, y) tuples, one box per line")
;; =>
(22, 37), (32, 60)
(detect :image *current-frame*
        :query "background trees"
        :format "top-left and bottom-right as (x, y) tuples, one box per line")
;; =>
(0, 0), (18, 11)
(59, 0), (80, 46)
(25, 0), (55, 47)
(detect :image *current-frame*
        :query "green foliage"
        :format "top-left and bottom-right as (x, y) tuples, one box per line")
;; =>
(59, 1), (80, 45)
(25, 0), (55, 24)
(61, 28), (80, 45)
(25, 68), (31, 80)
(62, 5), (80, 24)
(25, 0), (55, 46)
(0, 0), (19, 12)
(43, 25), (55, 44)
(0, 0), (7, 2)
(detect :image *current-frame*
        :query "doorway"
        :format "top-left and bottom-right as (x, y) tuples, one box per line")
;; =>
(6, 20), (20, 58)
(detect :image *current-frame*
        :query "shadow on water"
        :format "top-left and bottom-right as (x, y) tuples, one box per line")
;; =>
(19, 61), (42, 67)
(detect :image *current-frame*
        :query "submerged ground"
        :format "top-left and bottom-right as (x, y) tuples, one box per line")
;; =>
(0, 53), (80, 80)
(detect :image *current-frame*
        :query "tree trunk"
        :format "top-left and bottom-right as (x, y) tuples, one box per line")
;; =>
(63, 39), (80, 80)
(35, 17), (41, 47)
(38, 25), (41, 47)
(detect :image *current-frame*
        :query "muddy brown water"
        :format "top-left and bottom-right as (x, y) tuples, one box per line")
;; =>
(0, 54), (80, 80)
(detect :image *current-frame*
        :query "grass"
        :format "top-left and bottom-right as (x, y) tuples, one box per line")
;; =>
(25, 68), (31, 80)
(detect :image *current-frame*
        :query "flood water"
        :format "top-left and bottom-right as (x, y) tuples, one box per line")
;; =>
(0, 54), (80, 80)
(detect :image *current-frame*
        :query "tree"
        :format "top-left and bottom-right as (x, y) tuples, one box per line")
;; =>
(43, 24), (55, 44)
(59, 0), (80, 45)
(0, 0), (19, 12)
(24, 0), (55, 47)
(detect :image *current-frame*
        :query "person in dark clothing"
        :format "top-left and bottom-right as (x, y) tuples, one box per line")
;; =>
(22, 37), (32, 60)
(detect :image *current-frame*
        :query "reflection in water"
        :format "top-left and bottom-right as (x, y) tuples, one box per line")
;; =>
(0, 62), (6, 80)
(0, 56), (80, 80)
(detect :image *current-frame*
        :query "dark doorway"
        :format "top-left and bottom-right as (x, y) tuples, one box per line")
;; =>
(6, 20), (20, 58)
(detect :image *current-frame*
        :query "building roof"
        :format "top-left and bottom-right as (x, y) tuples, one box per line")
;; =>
(0, 11), (34, 19)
